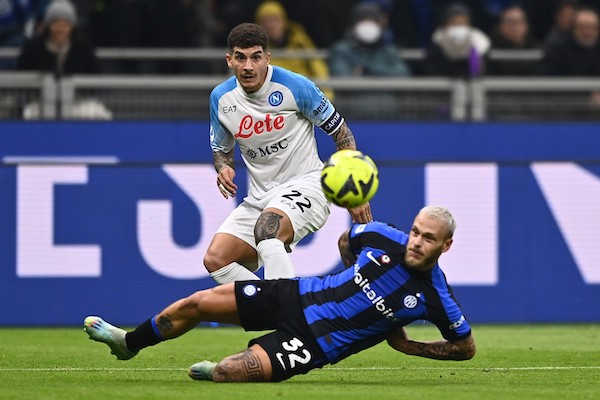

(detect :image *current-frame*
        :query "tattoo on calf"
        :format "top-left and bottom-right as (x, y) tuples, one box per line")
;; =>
(255, 211), (283, 242)
(155, 315), (174, 334)
(217, 349), (265, 382)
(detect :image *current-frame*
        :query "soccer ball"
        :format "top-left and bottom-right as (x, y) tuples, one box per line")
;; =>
(321, 150), (379, 208)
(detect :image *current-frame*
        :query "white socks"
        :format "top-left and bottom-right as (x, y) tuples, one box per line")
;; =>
(257, 238), (296, 280)
(209, 262), (259, 285)
(208, 239), (295, 284)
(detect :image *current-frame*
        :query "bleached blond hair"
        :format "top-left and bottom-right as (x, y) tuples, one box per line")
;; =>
(419, 205), (456, 238)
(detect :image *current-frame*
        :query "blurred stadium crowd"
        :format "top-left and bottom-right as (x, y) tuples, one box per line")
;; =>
(1, 0), (599, 78)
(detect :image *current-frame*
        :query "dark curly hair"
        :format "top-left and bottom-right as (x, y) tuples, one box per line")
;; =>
(227, 23), (269, 53)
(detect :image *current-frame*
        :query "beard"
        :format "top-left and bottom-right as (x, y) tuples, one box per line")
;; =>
(404, 249), (441, 271)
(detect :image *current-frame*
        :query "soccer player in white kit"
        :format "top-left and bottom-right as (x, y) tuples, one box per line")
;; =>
(205, 23), (372, 284)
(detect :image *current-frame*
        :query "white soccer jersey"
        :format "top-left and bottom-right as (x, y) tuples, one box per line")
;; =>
(209, 65), (343, 200)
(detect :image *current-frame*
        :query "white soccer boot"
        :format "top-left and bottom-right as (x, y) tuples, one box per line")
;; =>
(83, 316), (138, 360)
(188, 360), (218, 381)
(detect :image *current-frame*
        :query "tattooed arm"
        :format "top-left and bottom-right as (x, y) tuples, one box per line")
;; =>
(331, 121), (373, 223)
(213, 149), (235, 173)
(331, 121), (357, 151)
(386, 327), (476, 361)
(213, 150), (237, 198)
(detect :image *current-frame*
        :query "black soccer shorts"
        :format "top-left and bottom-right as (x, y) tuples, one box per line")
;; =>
(235, 280), (327, 382)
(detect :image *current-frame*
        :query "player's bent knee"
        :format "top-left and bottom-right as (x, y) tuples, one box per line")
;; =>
(178, 291), (205, 314)
(203, 251), (221, 273)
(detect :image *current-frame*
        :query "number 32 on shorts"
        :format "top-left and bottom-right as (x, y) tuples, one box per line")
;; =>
(275, 337), (312, 371)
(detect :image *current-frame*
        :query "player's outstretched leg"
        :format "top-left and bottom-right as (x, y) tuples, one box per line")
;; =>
(84, 316), (138, 360)
(188, 360), (218, 381)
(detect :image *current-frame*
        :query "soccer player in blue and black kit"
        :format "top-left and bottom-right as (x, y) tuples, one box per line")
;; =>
(84, 205), (476, 382)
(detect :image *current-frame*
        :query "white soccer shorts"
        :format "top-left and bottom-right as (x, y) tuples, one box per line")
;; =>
(216, 174), (331, 269)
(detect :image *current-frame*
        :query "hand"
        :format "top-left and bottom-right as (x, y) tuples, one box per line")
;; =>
(347, 202), (372, 223)
(217, 166), (237, 199)
(387, 328), (476, 360)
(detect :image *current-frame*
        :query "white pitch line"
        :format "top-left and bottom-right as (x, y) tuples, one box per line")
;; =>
(329, 366), (600, 371)
(0, 368), (185, 372)
(1, 366), (599, 372)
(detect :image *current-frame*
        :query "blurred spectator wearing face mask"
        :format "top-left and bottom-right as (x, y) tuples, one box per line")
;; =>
(539, 6), (600, 75)
(255, 1), (330, 83)
(17, 0), (98, 77)
(423, 2), (491, 78)
(488, 4), (539, 76)
(328, 2), (410, 77)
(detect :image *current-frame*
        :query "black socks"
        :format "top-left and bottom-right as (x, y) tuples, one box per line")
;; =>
(125, 318), (163, 353)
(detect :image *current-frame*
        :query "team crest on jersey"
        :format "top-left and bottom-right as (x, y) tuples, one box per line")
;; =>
(403, 295), (418, 309)
(242, 284), (258, 297)
(268, 91), (283, 106)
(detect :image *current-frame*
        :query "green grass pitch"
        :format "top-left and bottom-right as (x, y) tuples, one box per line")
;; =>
(0, 324), (599, 400)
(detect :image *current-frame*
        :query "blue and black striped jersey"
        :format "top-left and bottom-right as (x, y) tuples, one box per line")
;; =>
(297, 221), (471, 364)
